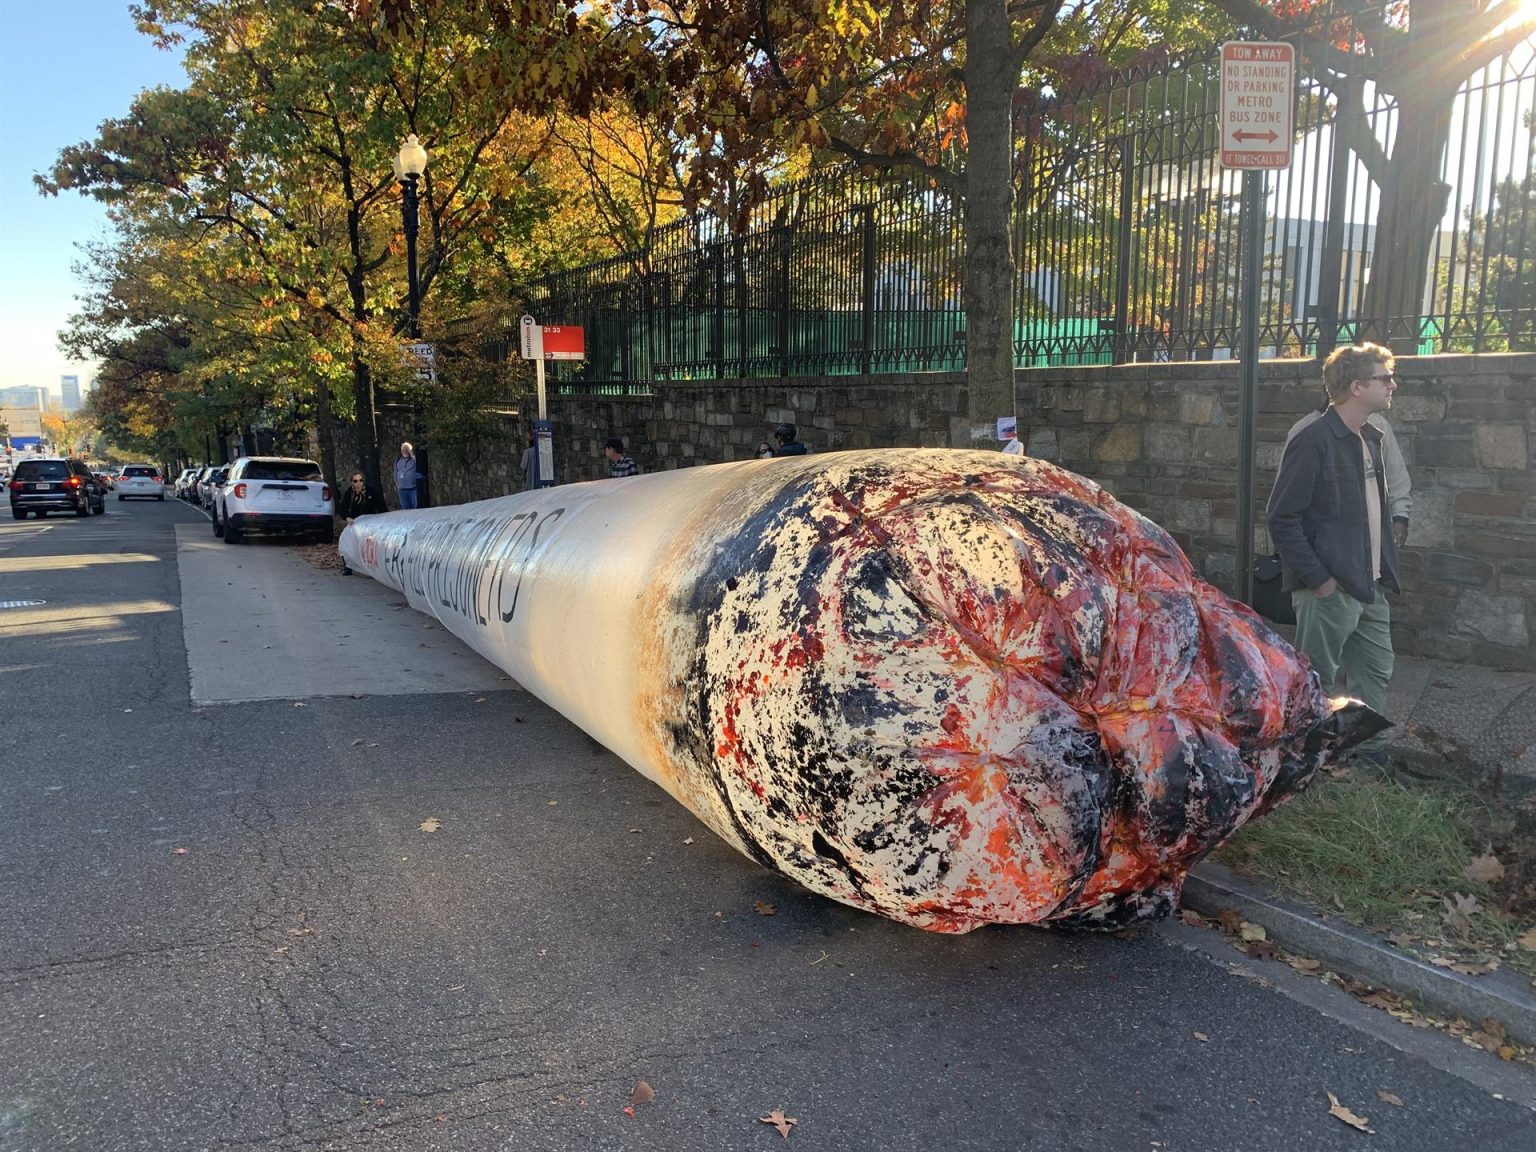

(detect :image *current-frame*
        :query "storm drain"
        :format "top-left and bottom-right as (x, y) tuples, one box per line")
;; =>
(0, 600), (45, 609)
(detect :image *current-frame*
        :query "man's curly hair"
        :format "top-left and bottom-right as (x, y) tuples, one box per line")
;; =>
(1322, 343), (1393, 402)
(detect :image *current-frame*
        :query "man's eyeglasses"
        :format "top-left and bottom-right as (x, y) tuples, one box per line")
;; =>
(1360, 373), (1398, 384)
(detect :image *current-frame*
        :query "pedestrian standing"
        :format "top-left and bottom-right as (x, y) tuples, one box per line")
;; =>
(337, 470), (386, 576)
(604, 436), (639, 478)
(772, 423), (808, 456)
(520, 434), (538, 490)
(394, 441), (423, 509)
(1266, 343), (1402, 752)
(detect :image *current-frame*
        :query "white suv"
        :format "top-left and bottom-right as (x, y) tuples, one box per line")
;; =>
(215, 457), (335, 545)
(116, 464), (165, 500)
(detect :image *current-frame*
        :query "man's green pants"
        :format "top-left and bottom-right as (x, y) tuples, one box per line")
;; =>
(1290, 585), (1393, 720)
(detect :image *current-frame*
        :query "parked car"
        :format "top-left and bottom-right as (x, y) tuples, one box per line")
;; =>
(198, 466), (230, 510)
(183, 467), (211, 501)
(8, 457), (107, 519)
(174, 468), (200, 500)
(215, 456), (334, 545)
(116, 464), (166, 501)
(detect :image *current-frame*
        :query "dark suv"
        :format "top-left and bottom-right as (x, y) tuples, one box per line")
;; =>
(8, 458), (107, 519)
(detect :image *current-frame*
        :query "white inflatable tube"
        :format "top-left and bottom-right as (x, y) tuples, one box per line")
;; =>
(340, 449), (1370, 932)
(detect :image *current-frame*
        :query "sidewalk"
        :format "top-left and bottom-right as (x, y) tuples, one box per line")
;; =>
(1187, 646), (1536, 1045)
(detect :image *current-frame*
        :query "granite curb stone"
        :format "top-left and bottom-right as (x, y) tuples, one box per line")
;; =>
(1182, 861), (1536, 1047)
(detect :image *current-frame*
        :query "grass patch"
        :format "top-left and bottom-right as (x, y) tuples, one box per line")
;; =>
(1217, 768), (1536, 980)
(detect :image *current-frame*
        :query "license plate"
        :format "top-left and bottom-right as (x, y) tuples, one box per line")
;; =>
(34, 483), (48, 490)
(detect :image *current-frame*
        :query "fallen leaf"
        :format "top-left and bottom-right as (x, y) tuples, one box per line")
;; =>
(759, 1109), (797, 1138)
(537, 949), (548, 957)
(419, 817), (441, 833)
(629, 1080), (655, 1107)
(351, 738), (364, 747)
(1498, 1045), (1517, 1061)
(474, 697), (486, 703)
(1216, 908), (1244, 934)
(683, 836), (695, 845)
(1244, 939), (1278, 961)
(628, 827), (643, 834)
(755, 900), (778, 916)
(622, 1105), (636, 1118)
(123, 708), (133, 713)
(1464, 854), (1505, 884)
(1376, 1091), (1403, 1107)
(172, 847), (188, 855)
(1287, 956), (1322, 974)
(1386, 931), (1414, 948)
(293, 702), (307, 708)
(1193, 1031), (1210, 1042)
(1516, 927), (1536, 952)
(1326, 1092), (1373, 1134)
(1239, 922), (1267, 943)
(1179, 909), (1206, 927)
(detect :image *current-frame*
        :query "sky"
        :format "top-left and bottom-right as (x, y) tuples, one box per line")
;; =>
(0, 0), (188, 405)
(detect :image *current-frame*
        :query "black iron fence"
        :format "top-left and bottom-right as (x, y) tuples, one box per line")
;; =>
(529, 26), (1535, 393)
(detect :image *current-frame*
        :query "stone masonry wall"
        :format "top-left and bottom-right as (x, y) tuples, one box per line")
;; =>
(331, 354), (1533, 672)
(1015, 354), (1536, 671)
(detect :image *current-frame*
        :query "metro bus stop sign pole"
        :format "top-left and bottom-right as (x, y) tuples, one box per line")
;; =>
(1220, 40), (1294, 606)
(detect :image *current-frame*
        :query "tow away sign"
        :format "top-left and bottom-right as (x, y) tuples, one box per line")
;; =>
(1220, 41), (1294, 170)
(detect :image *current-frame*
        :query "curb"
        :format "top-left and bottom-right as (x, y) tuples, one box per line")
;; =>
(1183, 861), (1536, 1047)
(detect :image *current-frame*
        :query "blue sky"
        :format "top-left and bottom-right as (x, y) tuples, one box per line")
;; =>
(0, 0), (187, 403)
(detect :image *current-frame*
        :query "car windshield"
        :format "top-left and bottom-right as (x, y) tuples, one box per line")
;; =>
(124, 466), (159, 478)
(244, 461), (323, 482)
(16, 461), (69, 480)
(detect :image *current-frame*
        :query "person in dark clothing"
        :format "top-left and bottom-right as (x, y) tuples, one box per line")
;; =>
(772, 423), (808, 456)
(1266, 343), (1401, 729)
(337, 471), (386, 576)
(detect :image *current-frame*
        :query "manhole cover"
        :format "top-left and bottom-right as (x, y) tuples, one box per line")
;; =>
(0, 600), (45, 609)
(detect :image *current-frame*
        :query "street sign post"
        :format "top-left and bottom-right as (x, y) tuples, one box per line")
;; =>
(1220, 41), (1294, 170)
(1221, 41), (1295, 608)
(402, 341), (436, 384)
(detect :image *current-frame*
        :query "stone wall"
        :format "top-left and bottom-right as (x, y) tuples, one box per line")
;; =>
(331, 353), (1533, 671)
(1015, 354), (1536, 671)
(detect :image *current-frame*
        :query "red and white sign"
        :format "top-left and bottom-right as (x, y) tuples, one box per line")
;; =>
(518, 315), (585, 362)
(540, 325), (585, 362)
(1220, 41), (1294, 170)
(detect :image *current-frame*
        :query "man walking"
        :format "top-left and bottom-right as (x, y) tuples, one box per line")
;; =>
(604, 436), (639, 478)
(394, 442), (423, 509)
(1267, 343), (1402, 736)
(1286, 398), (1411, 550)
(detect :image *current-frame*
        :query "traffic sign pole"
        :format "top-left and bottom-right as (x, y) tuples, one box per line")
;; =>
(1221, 40), (1293, 607)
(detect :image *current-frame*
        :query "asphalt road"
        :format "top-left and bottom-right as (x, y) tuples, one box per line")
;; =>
(1, 496), (1531, 1152)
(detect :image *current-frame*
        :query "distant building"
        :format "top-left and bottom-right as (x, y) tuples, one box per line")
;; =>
(0, 386), (46, 412)
(60, 375), (81, 413)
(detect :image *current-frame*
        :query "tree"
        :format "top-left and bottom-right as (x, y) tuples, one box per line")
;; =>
(1205, 0), (1536, 350)
(44, 0), (550, 491)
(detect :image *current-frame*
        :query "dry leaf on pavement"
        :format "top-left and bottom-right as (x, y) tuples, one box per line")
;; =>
(754, 901), (778, 917)
(629, 1080), (655, 1107)
(1463, 854), (1505, 884)
(350, 738), (364, 747)
(1326, 1092), (1373, 1134)
(1216, 908), (1244, 934)
(419, 817), (441, 833)
(1286, 956), (1322, 974)
(1239, 921), (1267, 942)
(1193, 1031), (1210, 1042)
(759, 1109), (797, 1138)
(1376, 1091), (1403, 1107)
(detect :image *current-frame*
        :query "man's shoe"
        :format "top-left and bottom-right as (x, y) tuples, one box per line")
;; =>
(340, 564), (352, 576)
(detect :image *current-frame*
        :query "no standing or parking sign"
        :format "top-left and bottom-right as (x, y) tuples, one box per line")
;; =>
(1220, 41), (1295, 170)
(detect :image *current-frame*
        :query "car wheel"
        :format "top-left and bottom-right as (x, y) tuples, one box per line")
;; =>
(224, 522), (243, 545)
(312, 527), (334, 546)
(35, 510), (47, 519)
(11, 508), (25, 520)
(93, 499), (105, 515)
(76, 501), (91, 518)
(213, 512), (224, 537)
(117, 495), (125, 501)
(157, 494), (164, 501)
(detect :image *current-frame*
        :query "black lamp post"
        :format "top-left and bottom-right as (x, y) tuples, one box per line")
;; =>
(393, 133), (428, 338)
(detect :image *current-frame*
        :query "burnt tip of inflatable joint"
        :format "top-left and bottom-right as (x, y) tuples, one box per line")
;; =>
(1305, 696), (1393, 760)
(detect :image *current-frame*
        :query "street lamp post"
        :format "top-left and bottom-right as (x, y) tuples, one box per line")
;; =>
(394, 134), (430, 505)
(393, 133), (428, 338)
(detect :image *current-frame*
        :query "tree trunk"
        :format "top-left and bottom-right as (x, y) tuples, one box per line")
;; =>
(1358, 92), (1454, 353)
(962, 0), (1017, 444)
(350, 352), (380, 494)
(314, 375), (338, 495)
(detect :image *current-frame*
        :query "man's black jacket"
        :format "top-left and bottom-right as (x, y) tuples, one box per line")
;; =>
(1266, 406), (1400, 604)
